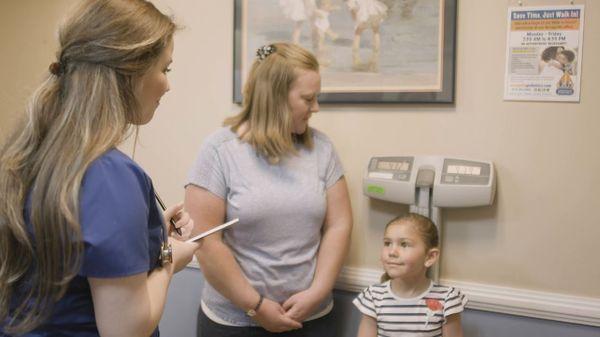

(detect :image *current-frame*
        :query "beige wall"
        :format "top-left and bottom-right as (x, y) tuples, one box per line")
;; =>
(0, 0), (75, 137)
(1, 0), (599, 298)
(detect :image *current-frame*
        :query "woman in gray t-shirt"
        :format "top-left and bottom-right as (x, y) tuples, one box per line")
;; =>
(185, 42), (353, 336)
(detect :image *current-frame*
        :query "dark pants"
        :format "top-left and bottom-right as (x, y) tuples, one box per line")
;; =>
(197, 307), (335, 337)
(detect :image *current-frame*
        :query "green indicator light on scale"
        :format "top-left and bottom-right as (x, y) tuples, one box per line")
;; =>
(367, 185), (385, 195)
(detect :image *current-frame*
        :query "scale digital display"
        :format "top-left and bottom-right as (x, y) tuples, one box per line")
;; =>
(376, 161), (410, 171)
(442, 159), (490, 185)
(368, 157), (413, 182)
(447, 165), (481, 176)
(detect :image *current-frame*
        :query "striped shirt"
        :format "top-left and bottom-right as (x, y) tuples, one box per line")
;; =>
(353, 281), (467, 337)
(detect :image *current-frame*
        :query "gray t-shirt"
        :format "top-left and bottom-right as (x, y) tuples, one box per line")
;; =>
(187, 126), (344, 326)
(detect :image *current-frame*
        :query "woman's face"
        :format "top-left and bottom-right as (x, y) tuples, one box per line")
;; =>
(134, 39), (174, 125)
(556, 53), (569, 65)
(287, 69), (321, 135)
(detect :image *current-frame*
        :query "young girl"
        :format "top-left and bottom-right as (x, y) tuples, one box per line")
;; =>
(353, 213), (467, 337)
(346, 0), (389, 71)
(280, 0), (317, 45)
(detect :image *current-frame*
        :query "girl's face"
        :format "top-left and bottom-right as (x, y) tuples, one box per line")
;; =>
(380, 221), (438, 280)
(134, 39), (174, 125)
(287, 69), (321, 135)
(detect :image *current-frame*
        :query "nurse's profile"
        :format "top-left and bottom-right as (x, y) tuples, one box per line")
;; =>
(0, 0), (199, 336)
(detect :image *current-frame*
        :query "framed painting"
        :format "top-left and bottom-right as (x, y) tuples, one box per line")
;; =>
(233, 0), (457, 104)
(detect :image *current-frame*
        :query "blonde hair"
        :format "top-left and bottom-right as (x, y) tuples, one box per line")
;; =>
(380, 213), (439, 283)
(0, 0), (175, 333)
(225, 42), (319, 164)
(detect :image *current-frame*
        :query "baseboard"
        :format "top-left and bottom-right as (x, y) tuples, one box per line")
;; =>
(335, 266), (600, 327)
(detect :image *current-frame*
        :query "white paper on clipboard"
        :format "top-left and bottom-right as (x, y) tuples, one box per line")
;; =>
(185, 218), (239, 243)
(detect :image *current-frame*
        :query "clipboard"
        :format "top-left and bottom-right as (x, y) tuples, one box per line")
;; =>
(186, 218), (240, 243)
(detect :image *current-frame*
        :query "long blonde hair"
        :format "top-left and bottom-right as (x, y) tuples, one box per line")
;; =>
(0, 0), (175, 333)
(225, 42), (319, 164)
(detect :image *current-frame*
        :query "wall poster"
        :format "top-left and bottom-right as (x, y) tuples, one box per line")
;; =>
(504, 5), (584, 102)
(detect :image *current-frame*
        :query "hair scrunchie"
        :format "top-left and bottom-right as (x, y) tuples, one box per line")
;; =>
(49, 61), (65, 76)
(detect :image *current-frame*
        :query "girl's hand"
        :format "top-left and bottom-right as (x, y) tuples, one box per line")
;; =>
(253, 297), (302, 332)
(163, 202), (194, 240)
(282, 288), (323, 322)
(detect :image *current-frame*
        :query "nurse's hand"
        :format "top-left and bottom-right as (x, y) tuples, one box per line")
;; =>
(164, 202), (194, 240)
(282, 288), (323, 322)
(169, 238), (201, 273)
(253, 298), (302, 332)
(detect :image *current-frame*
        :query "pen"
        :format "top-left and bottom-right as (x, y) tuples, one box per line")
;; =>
(154, 191), (183, 236)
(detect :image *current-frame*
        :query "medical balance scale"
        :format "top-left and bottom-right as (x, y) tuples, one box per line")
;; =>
(363, 156), (496, 281)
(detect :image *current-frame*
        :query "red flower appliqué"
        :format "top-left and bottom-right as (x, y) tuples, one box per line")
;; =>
(425, 299), (443, 312)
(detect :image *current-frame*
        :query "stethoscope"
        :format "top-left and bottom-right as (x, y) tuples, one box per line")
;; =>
(155, 191), (173, 266)
(158, 224), (172, 267)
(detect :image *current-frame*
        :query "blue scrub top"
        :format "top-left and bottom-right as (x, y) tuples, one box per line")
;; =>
(2, 149), (164, 337)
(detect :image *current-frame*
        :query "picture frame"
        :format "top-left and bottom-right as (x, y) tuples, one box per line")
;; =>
(233, 0), (457, 104)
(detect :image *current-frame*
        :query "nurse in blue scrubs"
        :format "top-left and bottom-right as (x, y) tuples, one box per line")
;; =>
(0, 1), (200, 336)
